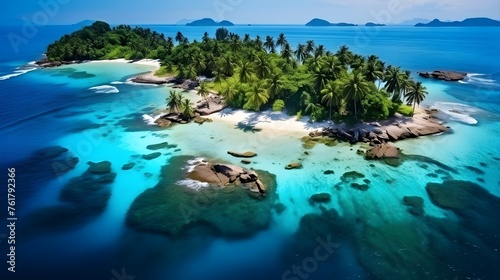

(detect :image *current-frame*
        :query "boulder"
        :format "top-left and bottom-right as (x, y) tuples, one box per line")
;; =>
(350, 183), (370, 191)
(34, 146), (69, 159)
(142, 152), (162, 160)
(285, 162), (303, 170)
(146, 142), (177, 150)
(87, 161), (112, 174)
(418, 70), (467, 82)
(227, 151), (257, 158)
(122, 162), (136, 170)
(310, 193), (332, 203)
(366, 143), (400, 159)
(324, 170), (335, 175)
(241, 159), (252, 164)
(403, 196), (425, 216)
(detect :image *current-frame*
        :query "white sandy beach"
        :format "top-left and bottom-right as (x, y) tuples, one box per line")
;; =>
(89, 58), (161, 68)
(204, 108), (327, 136)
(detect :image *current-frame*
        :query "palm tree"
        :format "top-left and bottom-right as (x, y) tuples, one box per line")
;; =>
(220, 83), (237, 103)
(245, 84), (269, 111)
(312, 66), (329, 92)
(321, 80), (343, 120)
(239, 61), (254, 83)
(295, 44), (307, 64)
(264, 36), (275, 53)
(166, 90), (182, 113)
(305, 40), (315, 55)
(212, 42), (223, 56)
(267, 72), (282, 99)
(405, 81), (428, 116)
(192, 53), (206, 81)
(243, 34), (251, 44)
(175, 31), (185, 43)
(218, 55), (236, 77)
(254, 54), (271, 79)
(343, 71), (371, 120)
(350, 54), (365, 70)
(229, 37), (242, 52)
(253, 35), (264, 51)
(280, 43), (293, 62)
(364, 59), (385, 86)
(314, 45), (325, 58)
(197, 82), (210, 109)
(336, 45), (353, 67)
(181, 99), (195, 120)
(384, 66), (406, 102)
(276, 33), (287, 48)
(323, 55), (344, 80)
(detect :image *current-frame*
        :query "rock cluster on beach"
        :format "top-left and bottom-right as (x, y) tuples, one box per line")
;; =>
(310, 109), (448, 145)
(418, 70), (467, 81)
(195, 95), (227, 115)
(126, 156), (278, 238)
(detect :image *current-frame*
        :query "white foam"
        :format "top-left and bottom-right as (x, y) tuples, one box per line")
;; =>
(185, 157), (208, 172)
(465, 73), (497, 86)
(142, 113), (167, 126)
(0, 67), (37, 81)
(88, 85), (119, 94)
(431, 102), (479, 125)
(110, 81), (124, 85)
(177, 179), (210, 190)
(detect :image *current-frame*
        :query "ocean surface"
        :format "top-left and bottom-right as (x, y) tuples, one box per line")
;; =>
(0, 25), (499, 280)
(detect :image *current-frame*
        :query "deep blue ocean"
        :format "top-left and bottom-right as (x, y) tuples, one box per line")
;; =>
(0, 24), (499, 280)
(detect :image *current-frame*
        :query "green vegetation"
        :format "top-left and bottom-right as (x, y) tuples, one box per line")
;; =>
(397, 105), (414, 117)
(46, 21), (172, 61)
(162, 29), (427, 121)
(46, 22), (429, 122)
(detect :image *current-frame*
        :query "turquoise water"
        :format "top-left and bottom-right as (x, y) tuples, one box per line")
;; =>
(0, 25), (499, 280)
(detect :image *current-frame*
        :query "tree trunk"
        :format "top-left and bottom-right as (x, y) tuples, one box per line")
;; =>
(412, 102), (416, 117)
(354, 100), (358, 120)
(329, 104), (332, 120)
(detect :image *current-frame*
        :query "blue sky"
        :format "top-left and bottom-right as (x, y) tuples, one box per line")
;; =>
(1, 0), (499, 25)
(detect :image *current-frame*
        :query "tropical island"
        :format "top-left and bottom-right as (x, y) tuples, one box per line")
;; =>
(306, 18), (357, 26)
(415, 17), (500, 27)
(186, 18), (235, 26)
(40, 20), (443, 147)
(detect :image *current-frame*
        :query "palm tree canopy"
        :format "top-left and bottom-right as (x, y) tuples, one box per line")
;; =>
(245, 84), (269, 111)
(166, 90), (183, 113)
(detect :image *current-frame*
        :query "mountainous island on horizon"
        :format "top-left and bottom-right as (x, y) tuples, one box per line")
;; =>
(186, 18), (234, 26)
(305, 18), (387, 27)
(416, 17), (500, 27)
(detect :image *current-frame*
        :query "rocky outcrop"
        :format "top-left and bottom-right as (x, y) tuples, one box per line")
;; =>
(142, 152), (162, 160)
(188, 162), (266, 194)
(131, 73), (175, 84)
(403, 196), (425, 216)
(146, 142), (177, 150)
(310, 193), (332, 203)
(366, 143), (400, 159)
(172, 79), (199, 90)
(195, 95), (226, 115)
(227, 151), (257, 158)
(313, 109), (448, 145)
(122, 162), (136, 170)
(126, 156), (278, 238)
(87, 161), (112, 174)
(418, 70), (467, 81)
(285, 162), (303, 170)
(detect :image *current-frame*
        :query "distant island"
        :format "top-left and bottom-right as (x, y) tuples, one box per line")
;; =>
(186, 18), (234, 26)
(397, 18), (430, 26)
(305, 18), (356, 26)
(416, 17), (500, 27)
(365, 22), (386, 27)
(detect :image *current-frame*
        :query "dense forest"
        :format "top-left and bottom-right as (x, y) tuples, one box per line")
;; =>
(46, 21), (172, 61)
(46, 22), (428, 122)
